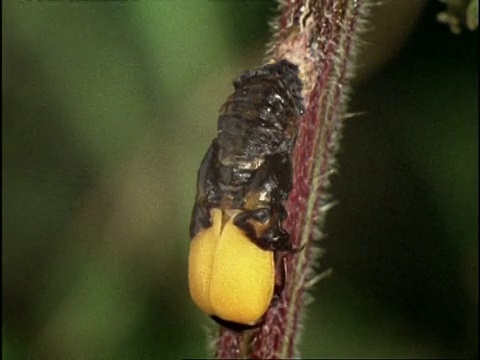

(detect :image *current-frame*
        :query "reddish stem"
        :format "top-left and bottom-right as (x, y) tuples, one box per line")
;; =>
(216, 1), (369, 358)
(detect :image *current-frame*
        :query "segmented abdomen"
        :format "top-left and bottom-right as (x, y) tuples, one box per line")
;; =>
(215, 60), (304, 192)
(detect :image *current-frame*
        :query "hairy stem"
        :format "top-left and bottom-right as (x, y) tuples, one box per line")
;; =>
(215, 1), (370, 358)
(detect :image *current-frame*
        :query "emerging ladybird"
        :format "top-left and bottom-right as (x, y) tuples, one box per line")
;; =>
(188, 60), (305, 330)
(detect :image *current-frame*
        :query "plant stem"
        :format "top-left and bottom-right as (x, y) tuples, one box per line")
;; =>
(215, 1), (370, 358)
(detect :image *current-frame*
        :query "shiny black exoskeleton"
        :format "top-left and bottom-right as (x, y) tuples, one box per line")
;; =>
(190, 60), (305, 253)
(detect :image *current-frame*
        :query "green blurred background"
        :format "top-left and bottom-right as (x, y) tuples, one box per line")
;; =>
(2, 1), (477, 359)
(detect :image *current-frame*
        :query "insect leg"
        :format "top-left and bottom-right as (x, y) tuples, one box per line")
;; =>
(233, 153), (293, 251)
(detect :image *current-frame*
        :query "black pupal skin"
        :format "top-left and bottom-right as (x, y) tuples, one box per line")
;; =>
(190, 60), (304, 252)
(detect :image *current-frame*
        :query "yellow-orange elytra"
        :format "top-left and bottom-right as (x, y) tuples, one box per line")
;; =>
(188, 208), (275, 325)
